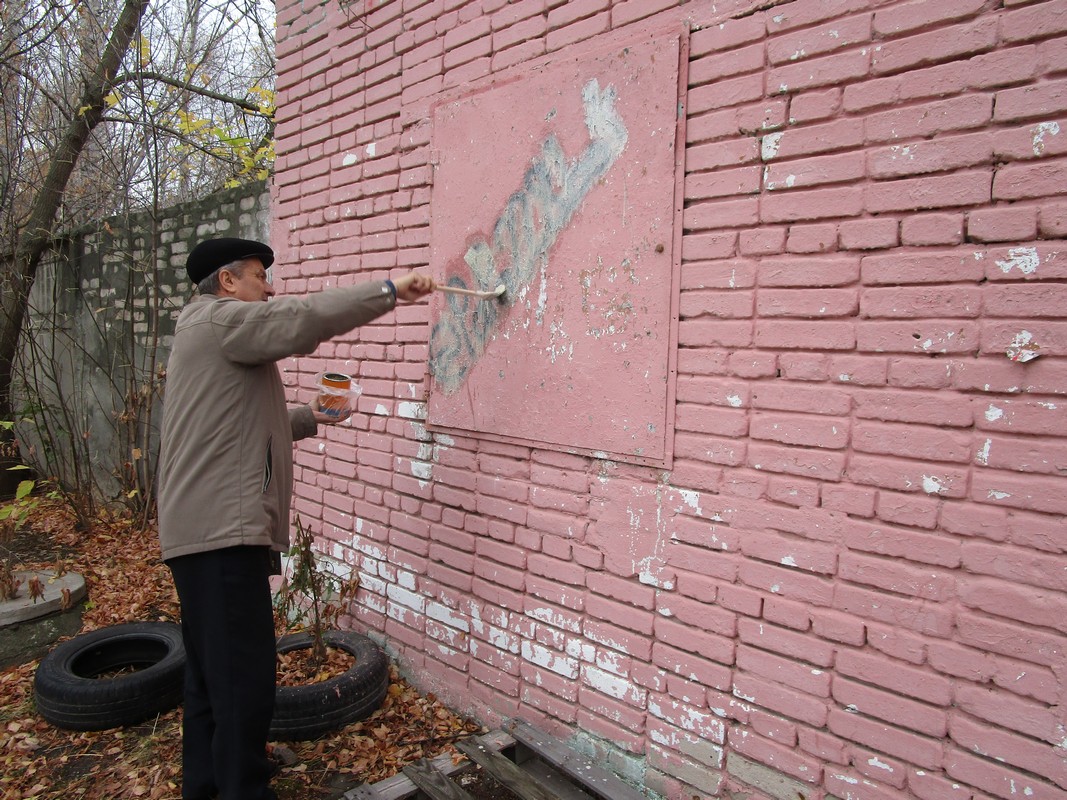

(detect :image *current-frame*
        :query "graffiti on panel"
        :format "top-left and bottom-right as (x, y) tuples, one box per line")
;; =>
(429, 79), (629, 395)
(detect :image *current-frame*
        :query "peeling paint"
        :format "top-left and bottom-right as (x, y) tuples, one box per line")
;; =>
(762, 132), (783, 160)
(1032, 121), (1060, 155)
(977, 439), (992, 466)
(996, 246), (1039, 275)
(921, 475), (947, 495)
(985, 404), (1004, 422)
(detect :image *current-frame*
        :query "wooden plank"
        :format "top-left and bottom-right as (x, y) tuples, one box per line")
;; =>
(506, 719), (648, 800)
(454, 738), (561, 800)
(518, 758), (597, 800)
(402, 759), (476, 800)
(342, 730), (515, 800)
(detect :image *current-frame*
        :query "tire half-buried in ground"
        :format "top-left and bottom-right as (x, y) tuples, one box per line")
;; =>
(271, 629), (389, 741)
(33, 621), (185, 731)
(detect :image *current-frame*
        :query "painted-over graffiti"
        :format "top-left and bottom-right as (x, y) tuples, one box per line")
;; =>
(429, 79), (629, 395)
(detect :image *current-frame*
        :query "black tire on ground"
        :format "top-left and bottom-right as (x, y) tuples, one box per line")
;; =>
(271, 629), (389, 741)
(33, 621), (186, 731)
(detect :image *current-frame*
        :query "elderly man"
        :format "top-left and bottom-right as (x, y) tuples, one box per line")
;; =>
(158, 237), (434, 800)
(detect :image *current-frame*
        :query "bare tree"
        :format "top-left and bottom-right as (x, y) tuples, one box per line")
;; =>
(0, 0), (275, 509)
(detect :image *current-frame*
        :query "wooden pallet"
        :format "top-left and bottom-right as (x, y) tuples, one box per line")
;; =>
(344, 718), (647, 800)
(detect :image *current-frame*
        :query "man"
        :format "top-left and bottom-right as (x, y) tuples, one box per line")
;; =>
(157, 237), (434, 800)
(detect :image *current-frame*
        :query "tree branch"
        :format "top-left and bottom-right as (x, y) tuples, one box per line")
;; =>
(111, 70), (267, 115)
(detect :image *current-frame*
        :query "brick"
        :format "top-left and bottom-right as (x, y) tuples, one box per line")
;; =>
(956, 612), (1066, 668)
(757, 287), (858, 317)
(1001, 0), (1067, 43)
(738, 644), (833, 697)
(975, 396), (1067, 435)
(828, 708), (944, 769)
(994, 158), (1067, 201)
(955, 682), (1064, 744)
(786, 222), (838, 253)
(765, 151), (866, 191)
(868, 131), (993, 179)
(852, 420), (972, 462)
(688, 73), (765, 113)
(866, 170), (992, 213)
(967, 205), (1040, 242)
(873, 0), (986, 36)
(767, 15), (872, 66)
(769, 48), (871, 94)
(865, 94), (993, 144)
(945, 725), (1067, 797)
(870, 17), (998, 77)
(746, 442), (847, 481)
(860, 285), (981, 318)
(857, 321), (980, 355)
(690, 13), (766, 56)
(834, 583), (955, 636)
(689, 42), (765, 86)
(838, 217), (898, 250)
(685, 165), (762, 201)
(821, 484), (877, 517)
(755, 320), (856, 349)
(683, 196), (760, 230)
(777, 353), (830, 381)
(758, 254), (860, 286)
(761, 119), (865, 161)
(977, 243), (1067, 279)
(726, 725), (824, 783)
(900, 212), (965, 245)
(959, 575), (1067, 634)
(863, 249), (982, 285)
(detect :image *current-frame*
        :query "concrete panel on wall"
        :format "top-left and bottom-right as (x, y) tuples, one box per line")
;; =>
(427, 33), (684, 467)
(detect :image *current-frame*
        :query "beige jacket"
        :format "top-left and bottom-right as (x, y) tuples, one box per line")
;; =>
(157, 281), (396, 562)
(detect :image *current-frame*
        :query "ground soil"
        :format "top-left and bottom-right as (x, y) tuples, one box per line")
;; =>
(0, 502), (499, 800)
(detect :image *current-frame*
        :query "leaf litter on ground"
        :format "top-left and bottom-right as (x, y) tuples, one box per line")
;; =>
(0, 502), (485, 800)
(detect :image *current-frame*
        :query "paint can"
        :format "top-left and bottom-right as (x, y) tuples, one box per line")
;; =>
(317, 372), (354, 417)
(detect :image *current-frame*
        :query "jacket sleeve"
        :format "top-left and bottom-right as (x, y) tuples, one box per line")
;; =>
(289, 406), (318, 441)
(209, 281), (397, 365)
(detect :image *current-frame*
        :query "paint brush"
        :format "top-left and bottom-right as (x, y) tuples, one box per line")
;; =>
(436, 284), (506, 300)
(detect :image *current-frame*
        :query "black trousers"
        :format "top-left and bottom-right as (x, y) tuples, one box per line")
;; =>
(168, 546), (278, 800)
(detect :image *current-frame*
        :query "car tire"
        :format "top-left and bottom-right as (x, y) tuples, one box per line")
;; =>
(271, 629), (388, 741)
(33, 621), (185, 731)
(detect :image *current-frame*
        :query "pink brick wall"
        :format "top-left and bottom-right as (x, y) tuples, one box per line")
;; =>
(273, 1), (1067, 798)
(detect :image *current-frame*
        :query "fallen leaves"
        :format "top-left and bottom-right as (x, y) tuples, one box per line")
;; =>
(0, 502), (485, 800)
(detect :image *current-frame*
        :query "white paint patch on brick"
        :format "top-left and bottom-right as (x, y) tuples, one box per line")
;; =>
(342, 153), (358, 166)
(985, 404), (1004, 422)
(427, 601), (470, 632)
(780, 555), (798, 567)
(922, 475), (947, 495)
(726, 393), (743, 407)
(868, 756), (893, 774)
(365, 142), (376, 157)
(397, 401), (426, 420)
(987, 489), (1012, 501)
(521, 640), (579, 678)
(583, 664), (646, 704)
(761, 132), (783, 160)
(996, 246), (1039, 275)
(373, 403), (389, 416)
(527, 605), (581, 634)
(387, 582), (425, 611)
(1032, 121), (1060, 155)
(977, 439), (992, 466)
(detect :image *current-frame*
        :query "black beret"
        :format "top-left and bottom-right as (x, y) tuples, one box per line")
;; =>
(186, 237), (275, 284)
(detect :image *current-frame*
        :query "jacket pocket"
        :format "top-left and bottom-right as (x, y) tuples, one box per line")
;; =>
(263, 435), (273, 493)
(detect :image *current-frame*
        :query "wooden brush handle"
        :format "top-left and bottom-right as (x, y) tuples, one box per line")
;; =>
(436, 285), (499, 299)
